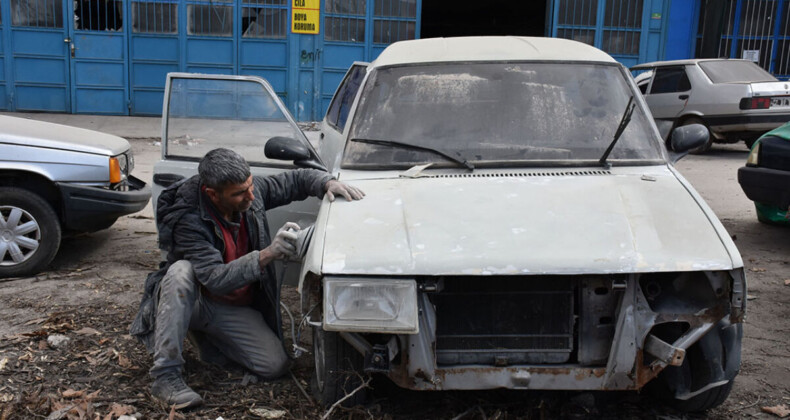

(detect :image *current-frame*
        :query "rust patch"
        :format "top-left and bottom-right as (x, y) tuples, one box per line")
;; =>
(634, 350), (665, 389)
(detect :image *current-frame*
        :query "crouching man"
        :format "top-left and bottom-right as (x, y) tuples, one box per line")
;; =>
(130, 148), (364, 409)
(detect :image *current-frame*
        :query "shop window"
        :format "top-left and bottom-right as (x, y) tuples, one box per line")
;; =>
(242, 0), (287, 38)
(132, 1), (177, 34)
(75, 0), (122, 30)
(10, 0), (63, 28)
(373, 0), (416, 44)
(325, 0), (365, 42)
(188, 2), (233, 36)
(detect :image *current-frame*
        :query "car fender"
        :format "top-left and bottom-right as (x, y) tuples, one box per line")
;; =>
(0, 143), (110, 184)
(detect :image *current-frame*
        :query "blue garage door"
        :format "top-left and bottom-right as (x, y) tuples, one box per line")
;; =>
(128, 0), (178, 114)
(0, 3), (7, 110)
(6, 0), (70, 112)
(550, 0), (668, 68)
(69, 0), (129, 114)
(317, 0), (419, 118)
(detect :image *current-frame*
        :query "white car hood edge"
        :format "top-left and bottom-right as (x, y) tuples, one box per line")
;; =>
(320, 167), (737, 276)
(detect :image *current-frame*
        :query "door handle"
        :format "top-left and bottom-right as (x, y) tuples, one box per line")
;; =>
(63, 37), (71, 43)
(678, 94), (689, 100)
(70, 43), (76, 58)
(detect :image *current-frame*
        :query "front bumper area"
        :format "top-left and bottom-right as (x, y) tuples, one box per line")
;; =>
(738, 166), (790, 208)
(58, 175), (151, 232)
(336, 272), (745, 395)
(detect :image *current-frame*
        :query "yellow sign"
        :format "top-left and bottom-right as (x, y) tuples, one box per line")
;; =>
(292, 0), (319, 34)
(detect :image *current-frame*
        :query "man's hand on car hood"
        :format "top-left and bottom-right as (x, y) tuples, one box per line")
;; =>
(324, 179), (365, 202)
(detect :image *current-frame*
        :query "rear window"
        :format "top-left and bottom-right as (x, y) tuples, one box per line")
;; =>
(698, 61), (777, 83)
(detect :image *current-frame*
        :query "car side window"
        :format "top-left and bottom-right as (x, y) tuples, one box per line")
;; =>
(325, 64), (366, 132)
(650, 66), (691, 94)
(638, 81), (649, 94)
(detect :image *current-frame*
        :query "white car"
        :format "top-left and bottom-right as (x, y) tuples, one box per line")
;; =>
(632, 59), (790, 152)
(153, 37), (746, 413)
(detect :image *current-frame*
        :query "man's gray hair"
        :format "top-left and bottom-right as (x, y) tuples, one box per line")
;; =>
(198, 148), (251, 190)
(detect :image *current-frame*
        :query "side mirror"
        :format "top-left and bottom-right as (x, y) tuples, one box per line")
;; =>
(264, 136), (327, 171)
(668, 124), (709, 163)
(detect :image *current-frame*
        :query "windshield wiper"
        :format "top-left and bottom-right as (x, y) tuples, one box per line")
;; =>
(599, 95), (636, 169)
(350, 138), (474, 171)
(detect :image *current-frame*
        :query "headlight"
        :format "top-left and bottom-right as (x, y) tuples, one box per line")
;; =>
(323, 278), (419, 333)
(746, 142), (760, 166)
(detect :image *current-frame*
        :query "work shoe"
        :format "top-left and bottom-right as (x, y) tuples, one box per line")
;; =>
(150, 371), (203, 409)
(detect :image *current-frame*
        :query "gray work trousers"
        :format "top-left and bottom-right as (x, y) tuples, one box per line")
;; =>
(150, 260), (288, 380)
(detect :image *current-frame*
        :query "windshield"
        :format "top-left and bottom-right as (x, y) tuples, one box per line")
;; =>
(343, 62), (662, 169)
(698, 60), (777, 83)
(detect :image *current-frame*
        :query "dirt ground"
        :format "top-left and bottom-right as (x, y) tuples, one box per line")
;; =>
(0, 139), (788, 419)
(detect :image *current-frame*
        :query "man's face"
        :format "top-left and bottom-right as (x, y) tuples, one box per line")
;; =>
(206, 176), (255, 217)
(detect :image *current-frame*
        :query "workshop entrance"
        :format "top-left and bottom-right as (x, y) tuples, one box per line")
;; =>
(421, 1), (548, 38)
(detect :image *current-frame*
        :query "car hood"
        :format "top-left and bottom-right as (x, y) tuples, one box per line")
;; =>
(320, 167), (735, 275)
(0, 115), (129, 156)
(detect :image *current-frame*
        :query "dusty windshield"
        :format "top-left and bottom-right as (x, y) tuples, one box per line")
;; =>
(343, 62), (663, 169)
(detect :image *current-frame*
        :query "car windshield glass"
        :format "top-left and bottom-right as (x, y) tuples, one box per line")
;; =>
(698, 60), (777, 83)
(166, 77), (304, 165)
(343, 62), (662, 169)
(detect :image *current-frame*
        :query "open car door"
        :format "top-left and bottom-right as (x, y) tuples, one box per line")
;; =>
(153, 73), (325, 284)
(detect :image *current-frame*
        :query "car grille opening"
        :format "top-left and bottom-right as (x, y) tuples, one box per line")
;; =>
(430, 277), (575, 365)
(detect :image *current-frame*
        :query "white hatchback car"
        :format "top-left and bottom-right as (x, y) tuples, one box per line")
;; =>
(153, 37), (746, 413)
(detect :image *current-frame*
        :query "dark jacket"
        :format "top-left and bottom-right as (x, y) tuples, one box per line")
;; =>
(130, 169), (333, 351)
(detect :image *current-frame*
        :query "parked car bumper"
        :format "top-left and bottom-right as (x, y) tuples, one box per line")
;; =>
(57, 175), (151, 232)
(707, 113), (790, 136)
(738, 166), (790, 208)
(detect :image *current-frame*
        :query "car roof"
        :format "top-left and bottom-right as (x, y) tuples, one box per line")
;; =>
(631, 58), (755, 70)
(370, 36), (618, 68)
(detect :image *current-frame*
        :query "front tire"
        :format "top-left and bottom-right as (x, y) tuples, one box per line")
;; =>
(649, 321), (742, 412)
(0, 187), (61, 278)
(311, 326), (367, 407)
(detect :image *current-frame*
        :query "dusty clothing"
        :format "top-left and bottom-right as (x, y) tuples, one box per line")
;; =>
(130, 169), (333, 354)
(151, 260), (288, 379)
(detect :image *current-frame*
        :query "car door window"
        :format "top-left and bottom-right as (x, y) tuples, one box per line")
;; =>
(649, 67), (691, 94)
(164, 74), (315, 167)
(325, 64), (366, 132)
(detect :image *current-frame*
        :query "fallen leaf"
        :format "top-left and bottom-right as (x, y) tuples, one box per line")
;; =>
(102, 402), (135, 420)
(0, 393), (13, 403)
(762, 404), (790, 418)
(24, 318), (47, 326)
(0, 357), (8, 371)
(750, 267), (766, 272)
(86, 390), (101, 400)
(75, 327), (100, 336)
(747, 294), (757, 300)
(784, 279), (790, 286)
(250, 407), (287, 419)
(62, 389), (84, 398)
(38, 340), (48, 350)
(118, 353), (132, 368)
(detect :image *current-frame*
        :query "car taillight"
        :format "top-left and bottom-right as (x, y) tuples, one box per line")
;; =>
(739, 97), (771, 110)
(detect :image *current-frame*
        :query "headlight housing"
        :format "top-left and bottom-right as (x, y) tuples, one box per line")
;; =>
(323, 278), (419, 333)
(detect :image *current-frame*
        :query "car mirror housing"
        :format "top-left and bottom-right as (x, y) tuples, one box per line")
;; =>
(265, 136), (311, 160)
(264, 136), (328, 171)
(669, 124), (709, 163)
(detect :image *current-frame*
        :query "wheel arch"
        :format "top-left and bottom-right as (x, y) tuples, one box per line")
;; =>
(0, 170), (63, 221)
